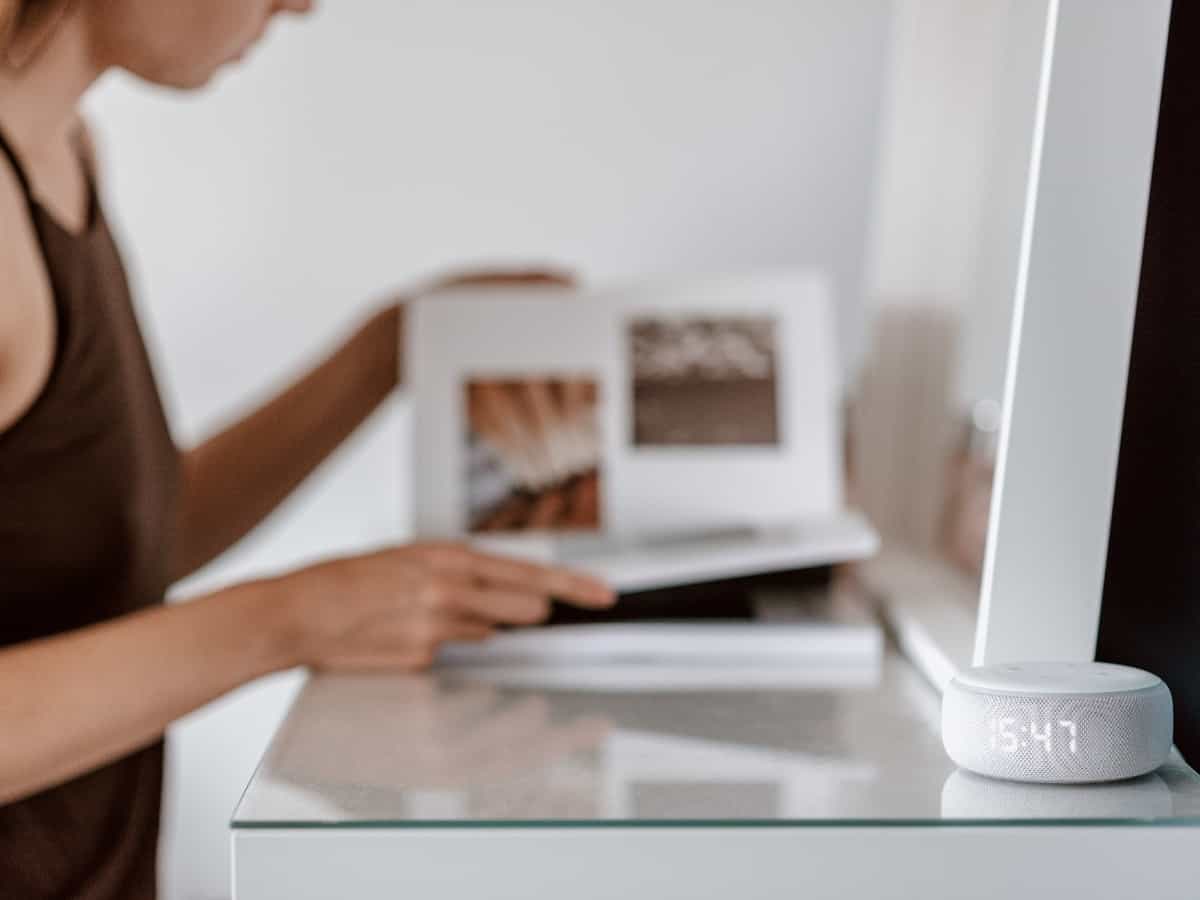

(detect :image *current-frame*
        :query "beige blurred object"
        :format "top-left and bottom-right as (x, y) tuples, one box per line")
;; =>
(940, 426), (996, 576)
(849, 306), (964, 560)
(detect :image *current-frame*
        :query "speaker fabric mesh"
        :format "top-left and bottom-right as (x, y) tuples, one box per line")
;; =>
(942, 682), (1173, 783)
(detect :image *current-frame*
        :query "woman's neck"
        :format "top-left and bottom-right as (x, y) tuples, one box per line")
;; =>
(0, 11), (104, 158)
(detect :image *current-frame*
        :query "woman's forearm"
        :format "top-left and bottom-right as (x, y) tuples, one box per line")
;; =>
(171, 305), (402, 580)
(0, 578), (301, 805)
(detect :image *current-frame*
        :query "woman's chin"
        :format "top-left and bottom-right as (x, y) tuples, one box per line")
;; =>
(139, 46), (259, 90)
(123, 60), (220, 92)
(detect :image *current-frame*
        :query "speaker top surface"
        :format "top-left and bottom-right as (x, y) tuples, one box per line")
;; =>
(953, 661), (1162, 696)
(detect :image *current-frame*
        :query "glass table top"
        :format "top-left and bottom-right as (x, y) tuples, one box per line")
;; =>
(234, 648), (1200, 829)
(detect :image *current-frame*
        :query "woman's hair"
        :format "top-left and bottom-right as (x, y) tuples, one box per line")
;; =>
(1, 0), (74, 70)
(0, 1), (23, 52)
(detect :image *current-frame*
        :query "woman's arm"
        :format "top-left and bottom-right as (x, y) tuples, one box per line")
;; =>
(171, 270), (573, 582)
(0, 578), (294, 805)
(0, 541), (613, 805)
(170, 305), (401, 580)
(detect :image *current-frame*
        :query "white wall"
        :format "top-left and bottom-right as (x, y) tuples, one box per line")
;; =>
(863, 1), (1009, 320)
(84, 3), (893, 897)
(864, 0), (1051, 412)
(862, 0), (1049, 412)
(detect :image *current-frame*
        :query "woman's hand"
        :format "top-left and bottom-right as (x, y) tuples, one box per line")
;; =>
(422, 268), (576, 295)
(382, 267), (576, 336)
(275, 542), (614, 672)
(372, 266), (576, 391)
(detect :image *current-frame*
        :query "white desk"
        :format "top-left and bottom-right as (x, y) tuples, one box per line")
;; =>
(232, 581), (1200, 899)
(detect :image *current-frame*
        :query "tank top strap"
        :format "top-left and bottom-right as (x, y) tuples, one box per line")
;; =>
(0, 121), (98, 236)
(0, 124), (35, 202)
(70, 123), (99, 228)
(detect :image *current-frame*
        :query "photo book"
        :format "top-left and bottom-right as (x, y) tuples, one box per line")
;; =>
(406, 270), (878, 597)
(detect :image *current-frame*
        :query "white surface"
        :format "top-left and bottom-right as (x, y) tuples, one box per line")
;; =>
(856, 548), (979, 691)
(940, 769), (1174, 820)
(410, 272), (843, 538)
(953, 662), (1163, 696)
(79, 5), (892, 898)
(421, 662), (883, 692)
(233, 647), (934, 828)
(230, 642), (1200, 898)
(232, 827), (1200, 900)
(976, 0), (1171, 664)
(158, 670), (306, 900)
(474, 512), (878, 594)
(437, 621), (881, 668)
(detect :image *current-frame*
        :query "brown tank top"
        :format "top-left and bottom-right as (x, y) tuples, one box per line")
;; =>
(0, 127), (178, 899)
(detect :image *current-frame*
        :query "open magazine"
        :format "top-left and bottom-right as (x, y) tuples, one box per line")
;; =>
(406, 271), (881, 662)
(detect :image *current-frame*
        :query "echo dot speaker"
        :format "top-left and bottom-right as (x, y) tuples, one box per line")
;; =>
(942, 662), (1173, 784)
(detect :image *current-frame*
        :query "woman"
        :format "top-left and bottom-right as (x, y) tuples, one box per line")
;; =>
(0, 1), (614, 897)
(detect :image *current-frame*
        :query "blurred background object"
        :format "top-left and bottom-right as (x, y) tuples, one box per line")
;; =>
(77, 1), (1025, 896)
(846, 306), (996, 579)
(465, 378), (603, 533)
(848, 306), (960, 558)
(630, 317), (780, 446)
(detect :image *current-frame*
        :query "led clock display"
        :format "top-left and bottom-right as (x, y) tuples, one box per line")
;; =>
(987, 718), (1078, 754)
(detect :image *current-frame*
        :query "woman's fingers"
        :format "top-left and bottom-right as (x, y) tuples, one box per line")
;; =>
(432, 269), (576, 292)
(448, 586), (551, 625)
(427, 545), (614, 609)
(313, 649), (436, 673)
(319, 613), (495, 672)
(367, 609), (497, 645)
(433, 616), (495, 643)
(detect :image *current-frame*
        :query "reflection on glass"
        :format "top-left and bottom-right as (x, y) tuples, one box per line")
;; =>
(249, 670), (885, 823)
(941, 769), (1173, 821)
(235, 655), (1200, 827)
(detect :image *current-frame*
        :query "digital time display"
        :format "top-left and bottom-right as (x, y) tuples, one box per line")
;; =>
(987, 718), (1078, 754)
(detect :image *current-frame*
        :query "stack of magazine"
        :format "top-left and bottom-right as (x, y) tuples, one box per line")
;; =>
(407, 271), (882, 669)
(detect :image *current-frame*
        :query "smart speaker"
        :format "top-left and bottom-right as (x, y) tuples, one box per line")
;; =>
(942, 662), (1173, 783)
